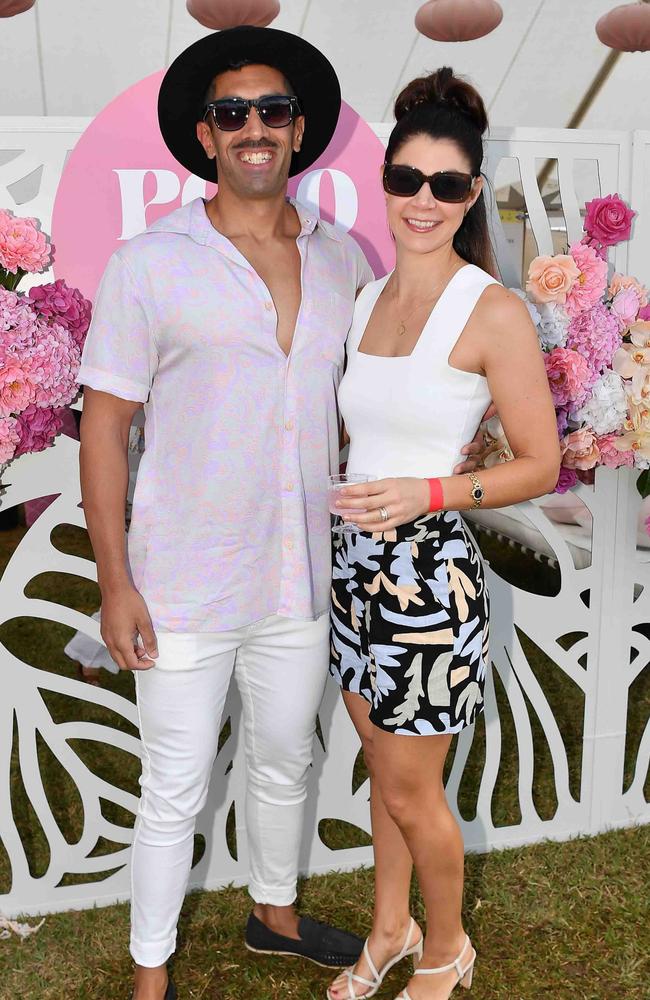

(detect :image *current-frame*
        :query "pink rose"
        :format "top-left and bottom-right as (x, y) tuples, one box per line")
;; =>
(544, 347), (595, 409)
(13, 403), (65, 458)
(608, 273), (648, 308)
(611, 287), (641, 332)
(0, 362), (38, 417)
(526, 254), (581, 305)
(561, 428), (601, 470)
(597, 433), (635, 469)
(564, 242), (608, 318)
(640, 305), (650, 322)
(0, 209), (52, 275)
(0, 415), (20, 464)
(584, 194), (636, 248)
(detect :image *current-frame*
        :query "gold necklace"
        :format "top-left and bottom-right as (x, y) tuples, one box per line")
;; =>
(389, 264), (461, 337)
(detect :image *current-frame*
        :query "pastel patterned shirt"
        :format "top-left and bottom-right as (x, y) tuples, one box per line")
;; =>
(78, 198), (373, 632)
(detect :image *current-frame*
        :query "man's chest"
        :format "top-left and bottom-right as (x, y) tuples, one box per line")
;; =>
(150, 252), (356, 368)
(235, 239), (303, 357)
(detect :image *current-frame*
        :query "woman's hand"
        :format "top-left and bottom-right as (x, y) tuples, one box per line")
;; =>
(337, 477), (430, 531)
(452, 402), (497, 474)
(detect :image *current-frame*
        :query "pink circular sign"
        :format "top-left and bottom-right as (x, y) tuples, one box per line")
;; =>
(52, 70), (395, 301)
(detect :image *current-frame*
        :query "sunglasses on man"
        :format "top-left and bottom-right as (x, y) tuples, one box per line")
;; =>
(203, 95), (303, 132)
(383, 163), (477, 203)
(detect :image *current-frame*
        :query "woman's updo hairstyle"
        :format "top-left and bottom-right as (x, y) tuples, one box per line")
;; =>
(386, 67), (495, 276)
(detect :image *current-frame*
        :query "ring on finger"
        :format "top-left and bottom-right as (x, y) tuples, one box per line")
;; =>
(378, 505), (389, 523)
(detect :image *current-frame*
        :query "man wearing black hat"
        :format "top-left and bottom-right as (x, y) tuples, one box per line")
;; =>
(79, 25), (371, 1000)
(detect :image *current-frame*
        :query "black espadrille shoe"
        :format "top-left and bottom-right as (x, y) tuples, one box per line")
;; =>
(245, 912), (364, 968)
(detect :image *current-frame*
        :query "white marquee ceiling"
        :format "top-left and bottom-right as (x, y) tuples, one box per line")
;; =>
(0, 0), (649, 131)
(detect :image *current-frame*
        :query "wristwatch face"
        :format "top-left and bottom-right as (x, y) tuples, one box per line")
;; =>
(472, 485), (484, 502)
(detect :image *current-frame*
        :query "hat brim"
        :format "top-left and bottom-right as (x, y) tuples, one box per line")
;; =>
(158, 25), (341, 182)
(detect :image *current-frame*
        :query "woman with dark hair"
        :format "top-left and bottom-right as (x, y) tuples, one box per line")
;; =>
(327, 68), (560, 1000)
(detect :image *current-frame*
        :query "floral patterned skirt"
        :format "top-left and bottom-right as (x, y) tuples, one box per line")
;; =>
(330, 511), (489, 736)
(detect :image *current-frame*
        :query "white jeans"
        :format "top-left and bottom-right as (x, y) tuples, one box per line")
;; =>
(130, 613), (330, 968)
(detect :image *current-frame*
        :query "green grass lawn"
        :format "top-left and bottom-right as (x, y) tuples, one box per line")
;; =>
(0, 518), (648, 999)
(1, 827), (648, 1000)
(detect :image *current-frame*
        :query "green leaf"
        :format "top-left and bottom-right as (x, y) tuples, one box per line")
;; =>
(0, 267), (26, 291)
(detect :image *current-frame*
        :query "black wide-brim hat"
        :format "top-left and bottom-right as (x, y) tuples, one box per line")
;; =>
(158, 25), (341, 182)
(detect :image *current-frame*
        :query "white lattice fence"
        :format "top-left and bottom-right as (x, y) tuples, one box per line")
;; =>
(0, 121), (648, 919)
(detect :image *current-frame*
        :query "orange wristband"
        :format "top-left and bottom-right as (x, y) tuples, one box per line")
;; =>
(427, 477), (444, 512)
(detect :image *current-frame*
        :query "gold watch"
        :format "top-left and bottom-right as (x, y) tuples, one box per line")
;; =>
(467, 472), (484, 509)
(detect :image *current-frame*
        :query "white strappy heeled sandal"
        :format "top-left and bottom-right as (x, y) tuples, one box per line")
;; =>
(326, 917), (423, 1000)
(396, 935), (476, 999)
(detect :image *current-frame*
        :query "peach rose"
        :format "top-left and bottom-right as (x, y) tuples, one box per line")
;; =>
(560, 428), (601, 470)
(526, 254), (581, 305)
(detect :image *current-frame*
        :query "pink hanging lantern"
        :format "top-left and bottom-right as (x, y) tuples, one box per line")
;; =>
(186, 0), (281, 30)
(415, 0), (503, 42)
(0, 1), (36, 16)
(596, 1), (650, 52)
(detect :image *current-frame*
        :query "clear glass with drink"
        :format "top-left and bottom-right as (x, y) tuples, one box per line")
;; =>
(328, 473), (372, 534)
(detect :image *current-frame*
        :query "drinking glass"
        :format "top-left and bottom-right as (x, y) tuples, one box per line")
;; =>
(328, 473), (372, 534)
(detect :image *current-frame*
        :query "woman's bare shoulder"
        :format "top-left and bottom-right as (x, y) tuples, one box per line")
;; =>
(475, 283), (537, 342)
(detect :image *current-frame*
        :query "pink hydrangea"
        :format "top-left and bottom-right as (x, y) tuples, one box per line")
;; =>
(566, 301), (622, 375)
(557, 407), (570, 437)
(554, 466), (578, 494)
(564, 242), (608, 318)
(597, 433), (635, 469)
(0, 287), (39, 352)
(0, 415), (20, 464)
(0, 209), (52, 275)
(13, 403), (64, 458)
(584, 194), (636, 247)
(544, 347), (595, 409)
(24, 320), (81, 409)
(611, 287), (641, 333)
(28, 279), (91, 349)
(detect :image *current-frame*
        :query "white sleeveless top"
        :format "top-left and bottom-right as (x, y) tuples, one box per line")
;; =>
(340, 263), (498, 481)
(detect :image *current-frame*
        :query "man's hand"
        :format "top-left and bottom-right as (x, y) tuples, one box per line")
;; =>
(452, 402), (497, 475)
(100, 585), (159, 671)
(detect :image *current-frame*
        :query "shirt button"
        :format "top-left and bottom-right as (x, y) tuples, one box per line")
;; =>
(285, 538), (294, 551)
(265, 300), (273, 311)
(286, 482), (294, 492)
(285, 419), (294, 432)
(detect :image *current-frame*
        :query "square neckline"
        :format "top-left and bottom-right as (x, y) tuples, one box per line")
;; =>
(355, 264), (473, 360)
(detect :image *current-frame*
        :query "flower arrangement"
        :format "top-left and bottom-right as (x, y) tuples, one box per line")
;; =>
(487, 193), (650, 501)
(0, 209), (91, 485)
